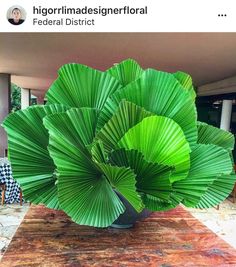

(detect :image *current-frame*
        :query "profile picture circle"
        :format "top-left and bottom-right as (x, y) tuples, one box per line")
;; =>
(7, 5), (26, 25)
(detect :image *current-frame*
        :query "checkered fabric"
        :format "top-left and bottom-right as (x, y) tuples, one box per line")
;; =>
(0, 158), (23, 204)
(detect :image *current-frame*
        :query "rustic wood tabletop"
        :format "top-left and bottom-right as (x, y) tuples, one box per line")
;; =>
(1, 205), (236, 267)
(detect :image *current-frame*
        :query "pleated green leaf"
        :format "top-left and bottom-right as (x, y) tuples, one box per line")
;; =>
(91, 140), (107, 164)
(46, 63), (122, 110)
(91, 141), (144, 213)
(173, 144), (233, 207)
(90, 141), (144, 213)
(44, 112), (126, 227)
(195, 174), (236, 208)
(197, 121), (235, 151)
(106, 58), (144, 86)
(98, 69), (197, 147)
(173, 71), (196, 101)
(45, 107), (99, 150)
(109, 148), (173, 201)
(140, 193), (179, 211)
(117, 116), (191, 182)
(96, 101), (152, 152)
(2, 104), (68, 209)
(43, 108), (99, 177)
(97, 163), (144, 212)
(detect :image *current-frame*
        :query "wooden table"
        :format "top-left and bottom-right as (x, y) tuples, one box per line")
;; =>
(1, 205), (236, 267)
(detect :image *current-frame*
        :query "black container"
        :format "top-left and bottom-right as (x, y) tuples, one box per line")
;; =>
(111, 191), (151, 229)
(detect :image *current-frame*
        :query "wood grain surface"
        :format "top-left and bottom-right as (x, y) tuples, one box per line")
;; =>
(1, 205), (236, 267)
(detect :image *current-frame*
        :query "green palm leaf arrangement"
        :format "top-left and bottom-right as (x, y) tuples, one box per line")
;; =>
(2, 59), (235, 227)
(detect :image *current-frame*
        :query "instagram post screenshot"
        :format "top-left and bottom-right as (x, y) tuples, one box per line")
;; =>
(0, 0), (236, 266)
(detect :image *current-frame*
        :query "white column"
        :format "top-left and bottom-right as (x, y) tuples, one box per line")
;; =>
(21, 88), (31, 109)
(0, 74), (11, 157)
(220, 100), (233, 131)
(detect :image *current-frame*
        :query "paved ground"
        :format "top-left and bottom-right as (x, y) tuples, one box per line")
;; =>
(0, 203), (29, 260)
(0, 197), (235, 261)
(187, 196), (236, 249)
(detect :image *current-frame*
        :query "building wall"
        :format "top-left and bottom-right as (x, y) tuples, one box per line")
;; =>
(0, 74), (10, 157)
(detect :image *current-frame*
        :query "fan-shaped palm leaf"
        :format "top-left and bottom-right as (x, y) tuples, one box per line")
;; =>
(173, 144), (233, 207)
(194, 174), (236, 208)
(106, 58), (144, 86)
(46, 63), (122, 110)
(140, 193), (180, 211)
(173, 71), (196, 101)
(117, 115), (191, 182)
(109, 148), (173, 200)
(96, 101), (152, 152)
(96, 163), (144, 212)
(91, 140), (107, 164)
(2, 104), (68, 209)
(197, 121), (235, 151)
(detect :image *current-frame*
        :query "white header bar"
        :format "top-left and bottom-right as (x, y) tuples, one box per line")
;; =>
(0, 0), (235, 32)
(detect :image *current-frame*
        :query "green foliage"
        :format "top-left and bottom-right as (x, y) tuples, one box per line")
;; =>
(11, 83), (21, 112)
(2, 59), (236, 227)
